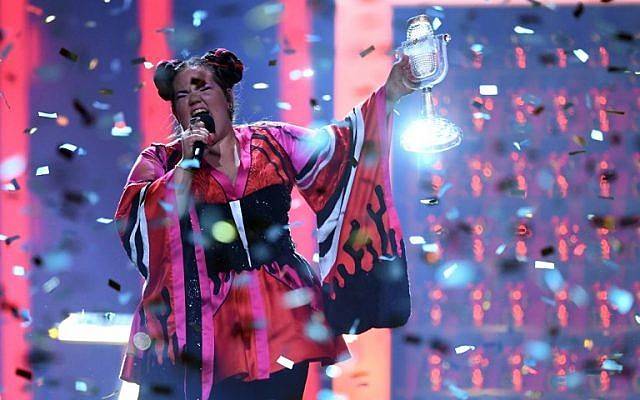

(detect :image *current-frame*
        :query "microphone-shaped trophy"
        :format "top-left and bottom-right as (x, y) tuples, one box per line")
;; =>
(399, 15), (462, 153)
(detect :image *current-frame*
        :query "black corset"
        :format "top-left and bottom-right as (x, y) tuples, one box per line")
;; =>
(195, 184), (296, 278)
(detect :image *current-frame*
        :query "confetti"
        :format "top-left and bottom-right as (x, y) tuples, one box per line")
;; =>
(252, 82), (269, 89)
(420, 197), (439, 206)
(634, 314), (640, 324)
(58, 143), (87, 159)
(573, 49), (589, 63)
(590, 129), (603, 141)
(133, 332), (152, 351)
(35, 166), (50, 176)
(282, 287), (313, 308)
(568, 150), (586, 156)
(409, 236), (425, 245)
(130, 56), (146, 65)
(192, 10), (208, 27)
(59, 47), (78, 62)
(43, 277), (61, 293)
(44, 15), (56, 23)
(573, 2), (585, 18)
(75, 380), (88, 392)
(601, 359), (623, 372)
(534, 260), (554, 270)
(2, 178), (20, 192)
(455, 345), (476, 354)
(111, 112), (132, 136)
(212, 221), (237, 243)
(96, 217), (113, 224)
(607, 286), (633, 314)
(276, 101), (291, 110)
(276, 355), (294, 369)
(604, 109), (625, 115)
(268, 59), (277, 66)
(514, 26), (534, 34)
(15, 368), (32, 380)
(38, 111), (58, 119)
(108, 279), (121, 292)
(479, 85), (498, 96)
(359, 45), (375, 58)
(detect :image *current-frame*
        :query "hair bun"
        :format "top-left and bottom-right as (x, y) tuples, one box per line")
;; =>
(202, 48), (244, 88)
(153, 59), (183, 101)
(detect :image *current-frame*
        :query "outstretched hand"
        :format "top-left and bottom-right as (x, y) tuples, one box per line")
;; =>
(384, 54), (415, 104)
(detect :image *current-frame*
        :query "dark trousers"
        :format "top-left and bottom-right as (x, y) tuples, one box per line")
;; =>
(138, 362), (309, 400)
(212, 362), (309, 400)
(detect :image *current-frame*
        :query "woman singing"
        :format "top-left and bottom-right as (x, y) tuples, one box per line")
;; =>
(115, 48), (413, 399)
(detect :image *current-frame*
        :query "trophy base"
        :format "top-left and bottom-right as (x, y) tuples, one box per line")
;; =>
(401, 116), (462, 154)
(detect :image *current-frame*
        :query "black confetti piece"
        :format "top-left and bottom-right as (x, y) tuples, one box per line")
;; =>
(59, 47), (78, 62)
(403, 334), (423, 345)
(604, 109), (625, 115)
(130, 56), (146, 65)
(268, 59), (277, 66)
(15, 368), (32, 380)
(569, 150), (587, 155)
(573, 2), (584, 18)
(3, 235), (20, 245)
(532, 105), (545, 115)
(359, 45), (375, 58)
(72, 98), (96, 126)
(607, 66), (628, 73)
(541, 246), (555, 256)
(108, 279), (121, 292)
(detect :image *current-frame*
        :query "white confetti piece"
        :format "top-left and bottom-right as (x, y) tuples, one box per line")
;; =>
(479, 85), (498, 96)
(455, 345), (476, 354)
(1, 155), (27, 180)
(573, 49), (589, 63)
(45, 15), (56, 23)
(432, 17), (442, 31)
(409, 236), (425, 245)
(75, 381), (88, 392)
(282, 287), (313, 309)
(96, 217), (113, 224)
(634, 314), (640, 324)
(38, 111), (58, 119)
(276, 355), (294, 369)
(514, 26), (534, 35)
(276, 101), (291, 110)
(13, 265), (26, 276)
(590, 129), (603, 141)
(36, 166), (50, 176)
(608, 287), (634, 314)
(534, 260), (555, 270)
(422, 243), (439, 253)
(43, 276), (61, 293)
(253, 82), (269, 90)
(602, 359), (623, 372)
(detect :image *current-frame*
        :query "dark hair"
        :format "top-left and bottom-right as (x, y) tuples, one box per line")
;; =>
(153, 48), (244, 119)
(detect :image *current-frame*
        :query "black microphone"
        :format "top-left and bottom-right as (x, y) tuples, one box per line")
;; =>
(189, 111), (216, 165)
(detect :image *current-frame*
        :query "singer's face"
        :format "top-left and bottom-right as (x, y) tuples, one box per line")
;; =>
(172, 66), (231, 135)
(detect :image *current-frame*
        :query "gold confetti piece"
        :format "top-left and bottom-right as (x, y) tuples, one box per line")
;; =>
(359, 45), (375, 58)
(59, 47), (78, 62)
(572, 135), (586, 146)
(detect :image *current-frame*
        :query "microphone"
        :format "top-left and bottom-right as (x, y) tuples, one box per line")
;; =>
(189, 111), (215, 164)
(405, 15), (437, 82)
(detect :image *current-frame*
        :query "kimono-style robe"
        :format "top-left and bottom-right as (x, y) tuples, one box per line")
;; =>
(114, 86), (410, 399)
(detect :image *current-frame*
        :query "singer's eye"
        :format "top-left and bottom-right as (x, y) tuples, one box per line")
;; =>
(200, 85), (211, 92)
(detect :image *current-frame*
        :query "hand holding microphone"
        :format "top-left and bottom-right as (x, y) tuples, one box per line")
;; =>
(179, 111), (216, 168)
